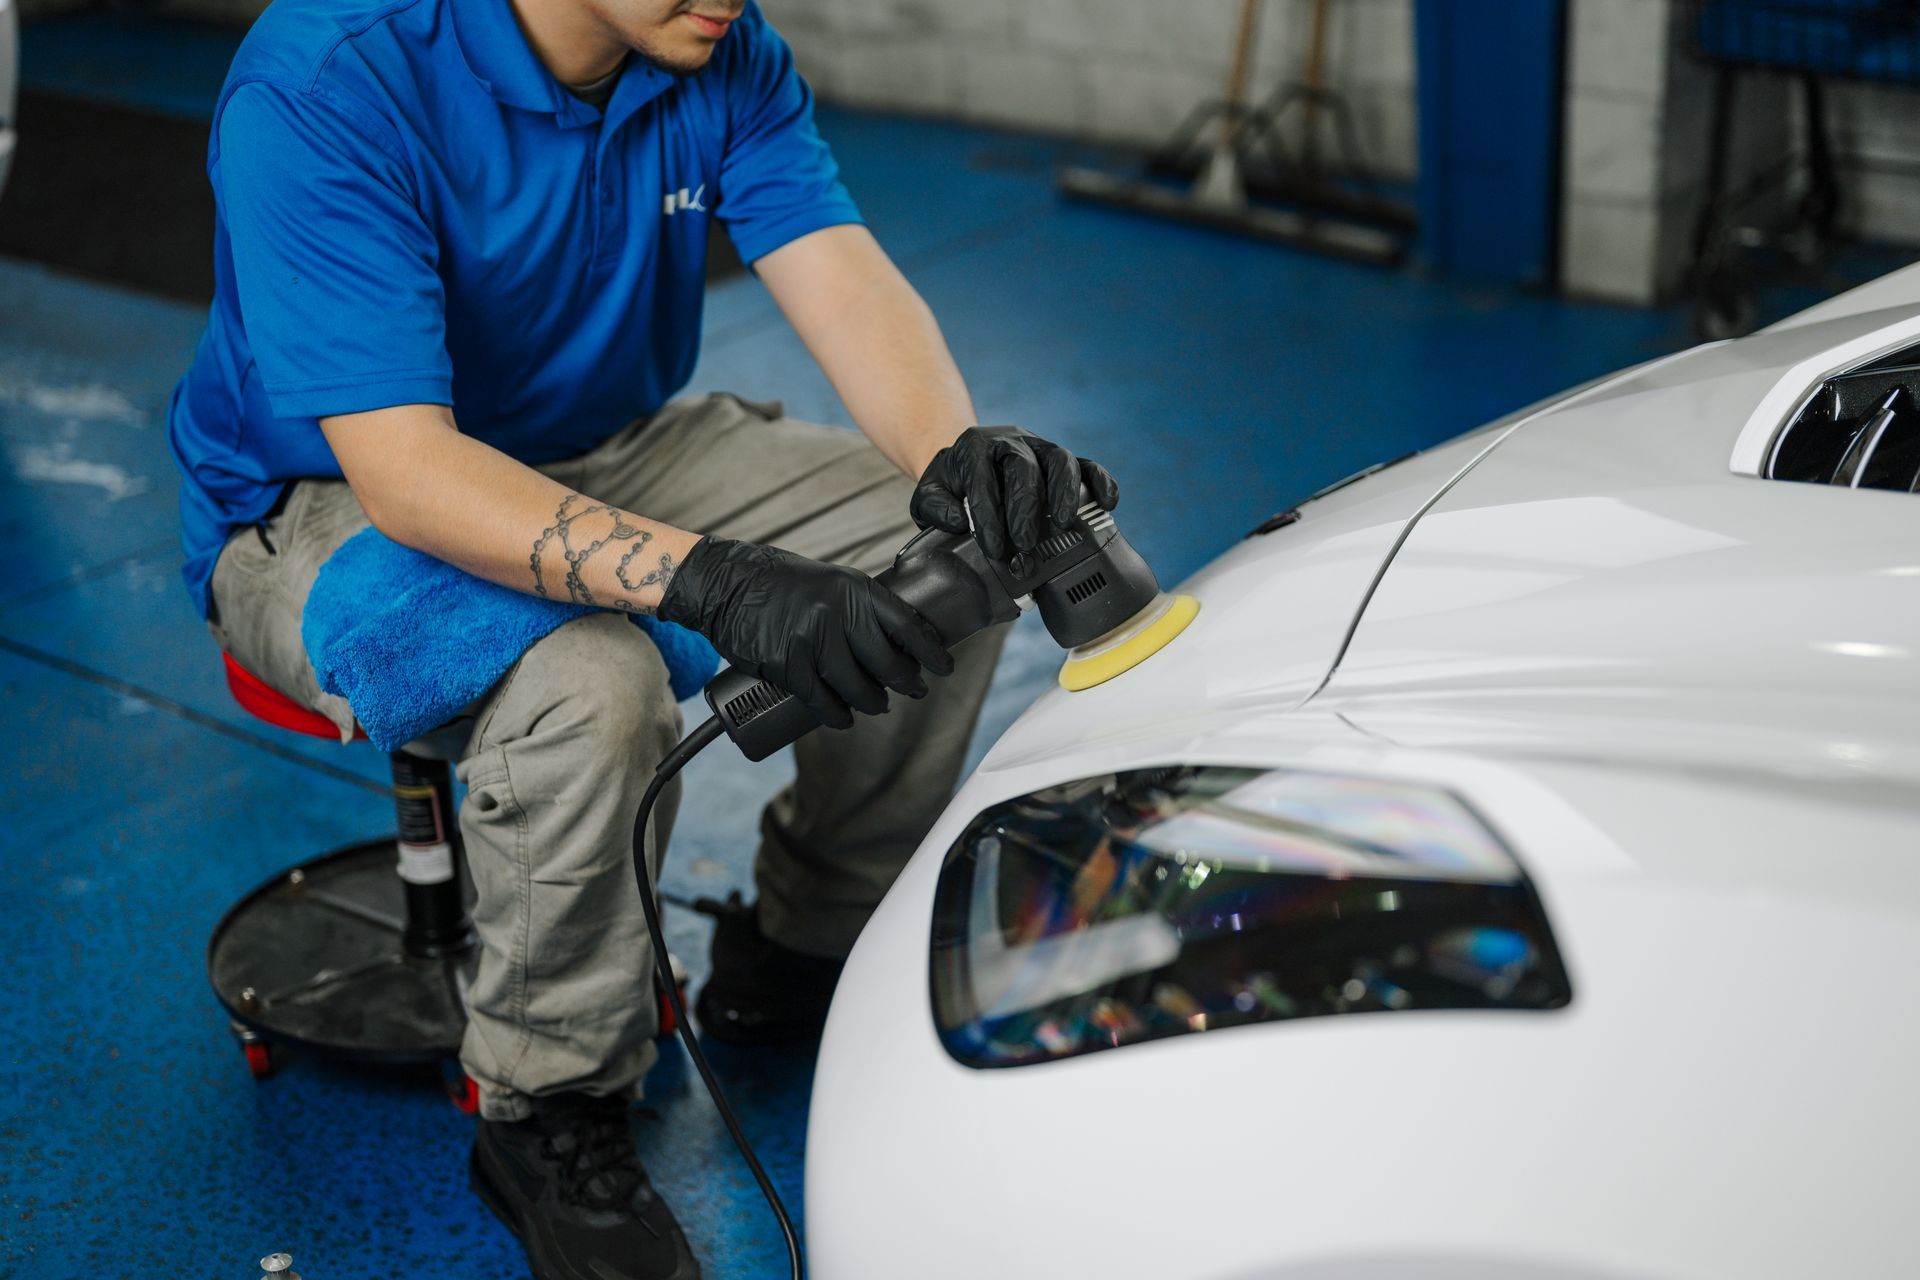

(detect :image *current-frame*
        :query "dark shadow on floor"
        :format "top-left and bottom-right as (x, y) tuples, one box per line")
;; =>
(0, 84), (744, 304)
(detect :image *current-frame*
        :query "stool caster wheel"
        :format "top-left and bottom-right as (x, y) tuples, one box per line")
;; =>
(231, 1018), (275, 1079)
(445, 1067), (481, 1115)
(656, 982), (690, 1037)
(655, 952), (689, 1038)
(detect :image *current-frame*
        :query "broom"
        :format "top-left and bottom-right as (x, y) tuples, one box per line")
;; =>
(1057, 0), (1412, 264)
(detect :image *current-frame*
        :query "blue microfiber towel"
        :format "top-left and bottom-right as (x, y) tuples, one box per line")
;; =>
(302, 527), (720, 751)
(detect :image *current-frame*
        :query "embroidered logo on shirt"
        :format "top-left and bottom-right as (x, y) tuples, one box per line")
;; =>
(663, 185), (707, 216)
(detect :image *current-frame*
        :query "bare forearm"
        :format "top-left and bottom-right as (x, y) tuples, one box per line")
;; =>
(757, 224), (975, 477)
(820, 282), (974, 477)
(319, 405), (700, 613)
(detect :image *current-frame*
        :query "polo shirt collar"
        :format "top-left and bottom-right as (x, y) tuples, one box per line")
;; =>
(602, 59), (675, 134)
(452, 0), (673, 129)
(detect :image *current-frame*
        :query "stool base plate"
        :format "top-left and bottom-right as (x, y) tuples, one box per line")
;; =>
(208, 840), (476, 1062)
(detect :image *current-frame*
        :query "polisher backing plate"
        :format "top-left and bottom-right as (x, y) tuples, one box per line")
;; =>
(1058, 593), (1200, 692)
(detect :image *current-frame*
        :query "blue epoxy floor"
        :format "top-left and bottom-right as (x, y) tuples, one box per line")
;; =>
(2, 14), (1897, 1279)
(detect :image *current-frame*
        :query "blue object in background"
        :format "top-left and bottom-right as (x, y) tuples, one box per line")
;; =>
(1692, 0), (1920, 84)
(1415, 0), (1568, 287)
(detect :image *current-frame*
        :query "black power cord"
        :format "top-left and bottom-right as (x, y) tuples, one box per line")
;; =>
(628, 714), (804, 1280)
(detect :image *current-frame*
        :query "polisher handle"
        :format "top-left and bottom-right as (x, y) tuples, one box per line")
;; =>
(703, 499), (1148, 761)
(701, 528), (1022, 761)
(699, 668), (820, 763)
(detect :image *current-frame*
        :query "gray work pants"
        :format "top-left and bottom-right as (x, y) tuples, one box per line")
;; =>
(207, 393), (1005, 1119)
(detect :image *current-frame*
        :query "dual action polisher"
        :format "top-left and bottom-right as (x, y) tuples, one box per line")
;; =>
(703, 496), (1200, 760)
(631, 494), (1196, 1279)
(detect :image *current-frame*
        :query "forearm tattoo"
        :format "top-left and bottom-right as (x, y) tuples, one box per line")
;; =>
(529, 493), (679, 612)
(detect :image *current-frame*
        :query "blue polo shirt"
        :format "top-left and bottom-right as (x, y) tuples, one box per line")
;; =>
(168, 0), (861, 616)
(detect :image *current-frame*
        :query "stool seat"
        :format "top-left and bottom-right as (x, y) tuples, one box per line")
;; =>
(221, 652), (365, 741)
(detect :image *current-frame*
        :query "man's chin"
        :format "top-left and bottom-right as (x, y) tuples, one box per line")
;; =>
(631, 37), (718, 78)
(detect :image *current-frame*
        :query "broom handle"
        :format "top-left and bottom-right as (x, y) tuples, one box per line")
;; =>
(1303, 0), (1332, 94)
(1221, 0), (1262, 148)
(1301, 0), (1333, 171)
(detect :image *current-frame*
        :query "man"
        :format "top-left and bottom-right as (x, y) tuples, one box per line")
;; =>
(169, 0), (1117, 1275)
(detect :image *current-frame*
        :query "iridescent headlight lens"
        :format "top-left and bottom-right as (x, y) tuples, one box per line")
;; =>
(929, 767), (1571, 1068)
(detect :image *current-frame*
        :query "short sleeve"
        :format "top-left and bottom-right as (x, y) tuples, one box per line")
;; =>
(216, 82), (453, 419)
(715, 10), (864, 265)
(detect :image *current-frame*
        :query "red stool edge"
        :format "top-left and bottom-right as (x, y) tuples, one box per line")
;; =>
(221, 652), (365, 741)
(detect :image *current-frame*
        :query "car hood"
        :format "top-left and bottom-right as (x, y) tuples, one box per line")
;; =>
(1321, 283), (1920, 788)
(985, 272), (1920, 791)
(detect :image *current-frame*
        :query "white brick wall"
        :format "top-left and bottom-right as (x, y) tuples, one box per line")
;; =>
(763, 0), (1420, 180)
(152, 0), (1417, 177)
(1825, 81), (1920, 249)
(1562, 0), (1685, 303)
(1561, 0), (1787, 305)
(1562, 0), (1920, 304)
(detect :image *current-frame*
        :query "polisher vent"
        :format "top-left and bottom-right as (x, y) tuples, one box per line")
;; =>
(1064, 571), (1108, 605)
(1079, 504), (1116, 533)
(1035, 529), (1082, 560)
(724, 680), (786, 725)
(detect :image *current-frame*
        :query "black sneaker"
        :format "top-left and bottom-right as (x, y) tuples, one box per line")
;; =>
(693, 892), (845, 1046)
(471, 1092), (700, 1280)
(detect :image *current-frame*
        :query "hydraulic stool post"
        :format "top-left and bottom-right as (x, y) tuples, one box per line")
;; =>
(388, 751), (475, 959)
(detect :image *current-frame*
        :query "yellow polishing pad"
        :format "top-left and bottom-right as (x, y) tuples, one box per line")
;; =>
(1058, 593), (1200, 692)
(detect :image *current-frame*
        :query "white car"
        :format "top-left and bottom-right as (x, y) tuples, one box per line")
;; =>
(807, 265), (1920, 1279)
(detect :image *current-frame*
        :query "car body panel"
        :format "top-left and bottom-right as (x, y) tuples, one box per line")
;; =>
(972, 428), (1506, 777)
(810, 715), (1920, 1280)
(1323, 316), (1920, 785)
(809, 276), (1920, 1278)
(976, 351), (1702, 780)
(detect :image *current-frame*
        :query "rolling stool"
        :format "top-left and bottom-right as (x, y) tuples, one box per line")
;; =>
(208, 653), (687, 1111)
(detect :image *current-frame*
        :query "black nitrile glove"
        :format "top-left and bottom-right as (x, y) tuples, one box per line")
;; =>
(658, 536), (954, 730)
(911, 426), (1120, 576)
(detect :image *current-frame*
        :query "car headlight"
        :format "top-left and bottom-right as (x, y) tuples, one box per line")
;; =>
(930, 766), (1572, 1069)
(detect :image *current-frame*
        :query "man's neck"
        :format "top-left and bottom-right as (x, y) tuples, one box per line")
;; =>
(507, 0), (628, 90)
